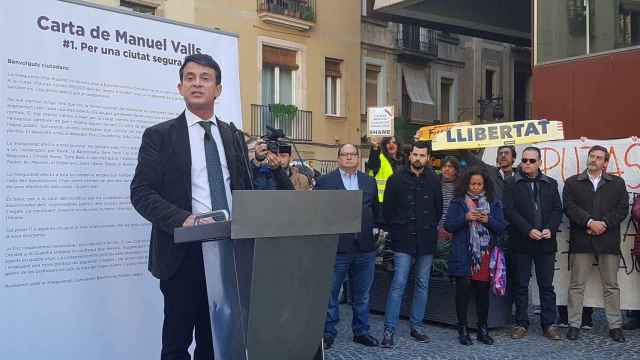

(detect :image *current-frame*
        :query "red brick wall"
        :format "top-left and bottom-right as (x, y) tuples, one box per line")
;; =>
(533, 48), (640, 140)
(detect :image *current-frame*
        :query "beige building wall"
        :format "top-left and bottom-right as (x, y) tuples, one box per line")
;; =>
(86, 0), (362, 163)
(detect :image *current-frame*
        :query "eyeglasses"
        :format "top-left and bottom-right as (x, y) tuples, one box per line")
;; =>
(521, 158), (537, 164)
(339, 152), (358, 158)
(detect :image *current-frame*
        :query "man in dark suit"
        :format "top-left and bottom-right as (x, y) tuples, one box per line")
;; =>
(316, 144), (380, 350)
(503, 146), (563, 341)
(130, 54), (257, 359)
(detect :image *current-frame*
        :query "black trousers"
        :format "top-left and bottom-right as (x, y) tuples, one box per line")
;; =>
(159, 244), (214, 360)
(454, 277), (490, 327)
(512, 253), (557, 330)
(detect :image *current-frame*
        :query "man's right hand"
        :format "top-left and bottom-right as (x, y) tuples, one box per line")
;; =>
(588, 220), (607, 235)
(255, 142), (268, 161)
(182, 214), (196, 227)
(183, 214), (214, 227)
(529, 229), (543, 240)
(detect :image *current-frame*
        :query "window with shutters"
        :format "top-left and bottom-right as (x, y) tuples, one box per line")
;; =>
(325, 58), (343, 116)
(365, 64), (381, 111)
(262, 45), (298, 105)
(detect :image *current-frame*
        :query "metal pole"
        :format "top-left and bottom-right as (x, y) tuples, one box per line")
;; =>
(584, 0), (590, 54)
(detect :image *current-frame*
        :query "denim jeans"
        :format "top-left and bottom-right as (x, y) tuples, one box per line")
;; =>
(324, 252), (376, 338)
(383, 252), (434, 332)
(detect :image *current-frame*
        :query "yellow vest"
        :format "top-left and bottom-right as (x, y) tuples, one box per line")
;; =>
(368, 153), (393, 202)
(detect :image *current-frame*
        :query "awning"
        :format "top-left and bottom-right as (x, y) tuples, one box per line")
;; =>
(402, 65), (434, 123)
(402, 65), (434, 105)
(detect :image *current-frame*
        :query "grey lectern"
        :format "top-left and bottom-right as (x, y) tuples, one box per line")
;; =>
(174, 190), (362, 360)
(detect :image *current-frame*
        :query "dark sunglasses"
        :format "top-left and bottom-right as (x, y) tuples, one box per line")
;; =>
(521, 158), (537, 164)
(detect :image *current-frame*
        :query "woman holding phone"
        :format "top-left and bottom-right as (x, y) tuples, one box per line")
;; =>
(445, 167), (507, 345)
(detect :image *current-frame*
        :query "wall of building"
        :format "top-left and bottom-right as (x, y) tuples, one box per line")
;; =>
(88, 0), (362, 162)
(533, 48), (640, 139)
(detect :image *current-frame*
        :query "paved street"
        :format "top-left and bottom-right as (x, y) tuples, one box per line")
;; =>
(326, 305), (640, 360)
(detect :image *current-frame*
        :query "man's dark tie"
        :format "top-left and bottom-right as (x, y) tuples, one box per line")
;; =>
(198, 121), (229, 211)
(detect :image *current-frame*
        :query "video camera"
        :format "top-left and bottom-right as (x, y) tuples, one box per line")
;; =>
(262, 125), (288, 154)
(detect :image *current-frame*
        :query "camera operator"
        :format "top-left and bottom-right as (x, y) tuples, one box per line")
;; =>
(251, 139), (294, 190)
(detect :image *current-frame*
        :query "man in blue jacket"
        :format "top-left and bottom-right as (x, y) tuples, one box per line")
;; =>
(316, 144), (380, 349)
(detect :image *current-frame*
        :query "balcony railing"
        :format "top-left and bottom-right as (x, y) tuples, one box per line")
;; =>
(251, 104), (312, 142)
(397, 24), (438, 57)
(312, 159), (339, 175)
(257, 0), (316, 31)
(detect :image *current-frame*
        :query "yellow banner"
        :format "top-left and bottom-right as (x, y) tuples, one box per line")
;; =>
(431, 120), (564, 151)
(416, 122), (471, 141)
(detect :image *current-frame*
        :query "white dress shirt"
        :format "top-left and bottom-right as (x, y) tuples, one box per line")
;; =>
(588, 172), (602, 192)
(339, 168), (359, 191)
(185, 108), (232, 215)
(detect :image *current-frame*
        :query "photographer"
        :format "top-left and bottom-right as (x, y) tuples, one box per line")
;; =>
(251, 139), (294, 190)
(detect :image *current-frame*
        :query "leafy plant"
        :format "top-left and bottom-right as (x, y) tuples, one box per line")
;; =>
(270, 103), (298, 120)
(301, 5), (315, 21)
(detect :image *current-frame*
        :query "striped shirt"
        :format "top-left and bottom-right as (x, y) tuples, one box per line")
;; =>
(439, 180), (456, 227)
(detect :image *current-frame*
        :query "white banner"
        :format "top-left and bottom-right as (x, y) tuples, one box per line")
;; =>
(484, 137), (640, 309)
(0, 1), (241, 358)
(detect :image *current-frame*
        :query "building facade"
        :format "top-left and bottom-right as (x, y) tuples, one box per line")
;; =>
(91, 0), (362, 165)
(361, 0), (532, 149)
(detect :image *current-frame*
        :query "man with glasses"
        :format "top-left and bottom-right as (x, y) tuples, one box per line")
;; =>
(504, 146), (563, 341)
(316, 144), (380, 349)
(563, 145), (629, 342)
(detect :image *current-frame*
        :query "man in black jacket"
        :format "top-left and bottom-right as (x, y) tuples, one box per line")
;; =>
(380, 141), (442, 348)
(563, 145), (629, 342)
(316, 144), (380, 350)
(504, 146), (563, 341)
(130, 54), (286, 359)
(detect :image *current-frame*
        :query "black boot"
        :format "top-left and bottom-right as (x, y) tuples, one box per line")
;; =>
(458, 325), (473, 346)
(477, 324), (494, 345)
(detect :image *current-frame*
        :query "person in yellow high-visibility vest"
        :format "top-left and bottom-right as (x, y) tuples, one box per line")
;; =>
(367, 136), (406, 273)
(366, 136), (405, 203)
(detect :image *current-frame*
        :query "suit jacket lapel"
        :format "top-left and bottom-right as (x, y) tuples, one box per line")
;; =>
(334, 169), (346, 190)
(217, 117), (240, 190)
(173, 112), (192, 203)
(356, 171), (367, 191)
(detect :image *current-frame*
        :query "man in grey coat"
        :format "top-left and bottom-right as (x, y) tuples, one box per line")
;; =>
(563, 145), (629, 343)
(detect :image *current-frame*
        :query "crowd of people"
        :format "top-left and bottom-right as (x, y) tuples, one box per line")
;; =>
(314, 136), (639, 350)
(130, 53), (638, 358)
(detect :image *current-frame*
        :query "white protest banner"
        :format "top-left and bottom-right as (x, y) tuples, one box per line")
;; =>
(0, 1), (241, 358)
(484, 137), (640, 309)
(367, 106), (394, 137)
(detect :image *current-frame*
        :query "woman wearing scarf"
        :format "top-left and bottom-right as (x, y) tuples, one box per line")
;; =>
(445, 167), (507, 346)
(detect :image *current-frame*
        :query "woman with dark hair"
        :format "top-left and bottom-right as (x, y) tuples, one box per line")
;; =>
(366, 136), (405, 203)
(445, 166), (507, 346)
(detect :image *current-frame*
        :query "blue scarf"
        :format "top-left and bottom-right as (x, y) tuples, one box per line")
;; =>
(465, 192), (491, 274)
